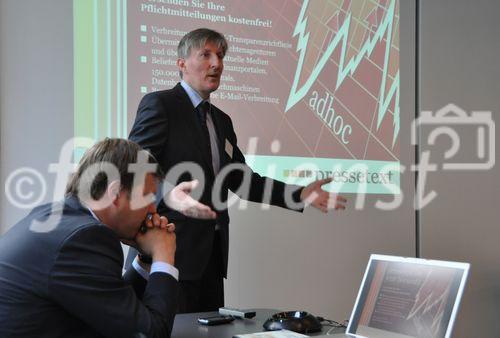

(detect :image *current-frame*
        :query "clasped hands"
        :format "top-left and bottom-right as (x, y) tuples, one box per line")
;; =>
(121, 213), (177, 266)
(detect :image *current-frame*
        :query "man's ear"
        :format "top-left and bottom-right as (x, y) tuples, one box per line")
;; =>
(107, 180), (122, 206)
(177, 58), (185, 72)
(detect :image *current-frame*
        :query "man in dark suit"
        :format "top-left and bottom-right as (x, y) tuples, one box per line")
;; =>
(128, 28), (347, 313)
(0, 139), (181, 337)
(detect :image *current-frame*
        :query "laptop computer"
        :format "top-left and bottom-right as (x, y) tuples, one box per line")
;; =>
(316, 254), (469, 338)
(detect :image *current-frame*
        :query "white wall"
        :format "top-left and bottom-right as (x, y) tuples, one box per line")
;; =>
(419, 0), (500, 337)
(0, 0), (74, 229)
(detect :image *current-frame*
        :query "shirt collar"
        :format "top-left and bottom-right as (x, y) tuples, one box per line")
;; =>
(65, 195), (100, 221)
(180, 80), (210, 108)
(87, 207), (101, 222)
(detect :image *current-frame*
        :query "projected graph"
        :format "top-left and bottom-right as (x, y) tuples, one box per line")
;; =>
(287, 0), (399, 145)
(276, 0), (400, 162)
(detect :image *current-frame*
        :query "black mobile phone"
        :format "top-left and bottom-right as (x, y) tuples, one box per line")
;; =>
(197, 315), (235, 326)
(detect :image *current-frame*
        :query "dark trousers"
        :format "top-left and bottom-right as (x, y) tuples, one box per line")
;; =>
(177, 232), (225, 313)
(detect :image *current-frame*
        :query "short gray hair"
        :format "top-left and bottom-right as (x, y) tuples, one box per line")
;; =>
(177, 28), (228, 77)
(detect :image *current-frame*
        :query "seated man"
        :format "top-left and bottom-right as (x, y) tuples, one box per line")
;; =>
(0, 138), (206, 337)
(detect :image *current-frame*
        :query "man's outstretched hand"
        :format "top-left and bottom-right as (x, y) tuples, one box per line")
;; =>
(166, 179), (217, 219)
(300, 178), (347, 213)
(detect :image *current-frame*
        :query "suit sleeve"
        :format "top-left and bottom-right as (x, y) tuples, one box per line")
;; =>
(48, 225), (178, 338)
(224, 118), (304, 212)
(129, 92), (169, 160)
(123, 263), (148, 299)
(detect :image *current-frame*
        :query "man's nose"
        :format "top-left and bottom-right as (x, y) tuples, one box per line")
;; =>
(211, 55), (222, 69)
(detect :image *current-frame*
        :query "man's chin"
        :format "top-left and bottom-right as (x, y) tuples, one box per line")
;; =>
(206, 79), (220, 88)
(198, 82), (219, 97)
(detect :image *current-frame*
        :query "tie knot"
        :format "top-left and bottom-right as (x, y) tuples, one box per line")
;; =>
(197, 101), (210, 123)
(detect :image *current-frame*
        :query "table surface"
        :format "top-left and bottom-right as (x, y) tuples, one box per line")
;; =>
(171, 309), (346, 338)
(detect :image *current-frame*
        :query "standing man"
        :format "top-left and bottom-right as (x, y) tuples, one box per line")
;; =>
(128, 28), (347, 313)
(0, 139), (178, 337)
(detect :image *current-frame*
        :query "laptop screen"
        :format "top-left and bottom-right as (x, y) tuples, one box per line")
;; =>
(346, 255), (469, 338)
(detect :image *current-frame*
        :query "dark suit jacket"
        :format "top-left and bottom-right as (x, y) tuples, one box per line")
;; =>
(0, 197), (178, 338)
(129, 83), (303, 280)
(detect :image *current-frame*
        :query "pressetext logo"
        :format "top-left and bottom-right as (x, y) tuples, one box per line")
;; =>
(284, 169), (395, 185)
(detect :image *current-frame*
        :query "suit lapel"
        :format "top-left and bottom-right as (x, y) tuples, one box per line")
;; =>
(173, 84), (215, 177)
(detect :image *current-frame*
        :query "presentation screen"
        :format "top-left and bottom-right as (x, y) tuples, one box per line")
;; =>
(74, 0), (400, 194)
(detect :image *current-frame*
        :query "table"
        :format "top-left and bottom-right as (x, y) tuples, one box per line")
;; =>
(171, 309), (346, 338)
